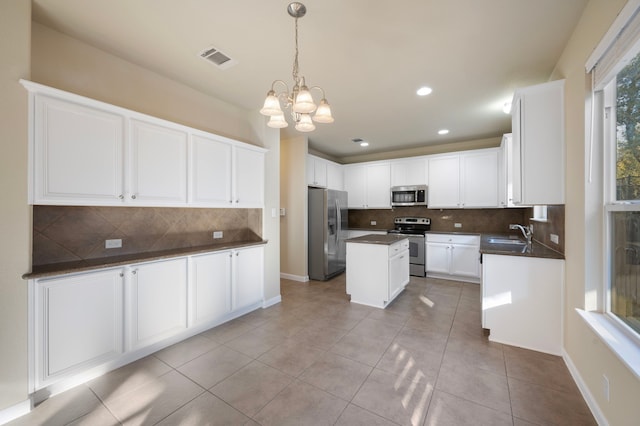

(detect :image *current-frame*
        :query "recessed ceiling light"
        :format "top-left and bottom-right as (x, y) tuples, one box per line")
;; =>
(417, 86), (433, 96)
(438, 129), (449, 135)
(351, 138), (369, 147)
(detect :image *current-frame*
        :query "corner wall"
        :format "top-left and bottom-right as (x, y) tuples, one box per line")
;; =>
(552, 0), (640, 423)
(0, 0), (31, 413)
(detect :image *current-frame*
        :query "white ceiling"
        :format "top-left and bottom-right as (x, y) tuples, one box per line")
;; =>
(32, 0), (589, 159)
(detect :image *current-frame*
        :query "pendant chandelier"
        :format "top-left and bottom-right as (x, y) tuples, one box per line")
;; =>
(259, 2), (334, 132)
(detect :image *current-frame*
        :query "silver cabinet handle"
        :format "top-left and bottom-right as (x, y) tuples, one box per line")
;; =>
(119, 272), (124, 277)
(131, 194), (137, 200)
(119, 194), (124, 200)
(132, 270), (137, 275)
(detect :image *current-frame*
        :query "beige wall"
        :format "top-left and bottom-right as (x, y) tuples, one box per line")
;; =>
(553, 0), (640, 423)
(0, 0), (31, 412)
(279, 136), (308, 279)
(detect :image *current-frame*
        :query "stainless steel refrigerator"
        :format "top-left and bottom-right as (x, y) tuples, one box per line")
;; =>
(308, 187), (348, 281)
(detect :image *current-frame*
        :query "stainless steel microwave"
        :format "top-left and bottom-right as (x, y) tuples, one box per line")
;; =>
(390, 185), (428, 206)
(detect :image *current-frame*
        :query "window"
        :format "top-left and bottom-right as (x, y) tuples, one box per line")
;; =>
(605, 51), (640, 336)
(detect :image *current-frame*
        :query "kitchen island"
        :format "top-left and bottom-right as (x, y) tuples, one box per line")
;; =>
(346, 234), (409, 308)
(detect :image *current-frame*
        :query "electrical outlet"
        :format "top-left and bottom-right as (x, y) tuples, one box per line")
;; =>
(454, 223), (462, 228)
(213, 231), (223, 239)
(550, 234), (559, 244)
(105, 239), (122, 249)
(371, 220), (377, 226)
(280, 208), (286, 216)
(602, 374), (610, 402)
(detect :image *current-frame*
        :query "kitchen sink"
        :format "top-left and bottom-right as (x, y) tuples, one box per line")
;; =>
(487, 238), (527, 246)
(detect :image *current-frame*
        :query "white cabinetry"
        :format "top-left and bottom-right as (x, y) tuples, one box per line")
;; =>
(307, 154), (344, 190)
(234, 145), (265, 207)
(190, 134), (232, 206)
(428, 150), (499, 208)
(232, 246), (264, 311)
(344, 162), (391, 209)
(127, 258), (188, 351)
(511, 80), (565, 205)
(23, 80), (266, 208)
(391, 158), (428, 187)
(307, 155), (328, 188)
(426, 234), (480, 283)
(189, 252), (232, 327)
(33, 268), (124, 389)
(33, 94), (125, 204)
(346, 238), (410, 308)
(482, 254), (564, 355)
(129, 119), (188, 205)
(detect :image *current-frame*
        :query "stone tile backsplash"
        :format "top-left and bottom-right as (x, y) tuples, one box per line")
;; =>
(349, 205), (565, 254)
(33, 206), (262, 266)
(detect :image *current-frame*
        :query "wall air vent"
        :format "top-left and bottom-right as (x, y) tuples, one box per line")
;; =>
(199, 46), (237, 70)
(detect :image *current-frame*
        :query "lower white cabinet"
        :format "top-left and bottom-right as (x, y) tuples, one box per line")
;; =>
(346, 238), (410, 308)
(189, 252), (232, 327)
(233, 246), (264, 311)
(30, 245), (265, 393)
(127, 258), (188, 351)
(33, 268), (124, 389)
(482, 254), (564, 355)
(426, 234), (481, 283)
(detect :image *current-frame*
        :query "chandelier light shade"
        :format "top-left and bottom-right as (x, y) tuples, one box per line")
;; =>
(259, 2), (333, 131)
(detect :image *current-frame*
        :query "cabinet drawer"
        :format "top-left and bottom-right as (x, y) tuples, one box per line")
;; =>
(426, 233), (480, 245)
(389, 239), (410, 256)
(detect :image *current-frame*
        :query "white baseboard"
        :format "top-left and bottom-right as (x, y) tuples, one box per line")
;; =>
(263, 295), (282, 308)
(280, 272), (308, 282)
(562, 349), (608, 426)
(0, 399), (31, 425)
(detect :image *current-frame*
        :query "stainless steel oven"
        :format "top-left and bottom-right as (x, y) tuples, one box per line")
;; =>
(388, 217), (430, 277)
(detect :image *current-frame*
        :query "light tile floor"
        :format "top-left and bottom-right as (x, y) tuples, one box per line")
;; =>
(9, 275), (596, 425)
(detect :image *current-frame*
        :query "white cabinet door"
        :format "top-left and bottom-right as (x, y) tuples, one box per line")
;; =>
(307, 155), (328, 188)
(128, 258), (188, 350)
(460, 150), (499, 208)
(450, 244), (480, 277)
(389, 248), (410, 301)
(326, 161), (344, 191)
(512, 80), (564, 205)
(234, 146), (265, 207)
(189, 252), (232, 327)
(391, 158), (427, 186)
(344, 165), (367, 208)
(428, 155), (460, 208)
(425, 242), (451, 274)
(232, 246), (264, 311)
(366, 163), (391, 208)
(129, 119), (188, 205)
(35, 269), (124, 387)
(190, 134), (233, 206)
(34, 95), (125, 204)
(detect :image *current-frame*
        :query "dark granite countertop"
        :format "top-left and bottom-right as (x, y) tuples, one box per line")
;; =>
(479, 234), (564, 260)
(24, 239), (268, 279)
(346, 234), (408, 245)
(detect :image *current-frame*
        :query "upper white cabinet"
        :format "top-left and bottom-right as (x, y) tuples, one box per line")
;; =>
(22, 80), (266, 208)
(428, 149), (499, 208)
(307, 155), (328, 188)
(307, 154), (344, 190)
(33, 94), (125, 204)
(511, 80), (565, 205)
(344, 162), (391, 209)
(390, 158), (428, 187)
(129, 119), (188, 205)
(190, 133), (233, 206)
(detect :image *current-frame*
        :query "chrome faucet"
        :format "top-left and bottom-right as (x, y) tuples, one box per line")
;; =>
(510, 224), (533, 245)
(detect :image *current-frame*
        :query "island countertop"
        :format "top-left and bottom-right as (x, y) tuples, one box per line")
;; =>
(346, 234), (408, 245)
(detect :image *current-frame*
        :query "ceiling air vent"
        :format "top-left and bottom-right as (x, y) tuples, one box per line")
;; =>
(199, 46), (237, 70)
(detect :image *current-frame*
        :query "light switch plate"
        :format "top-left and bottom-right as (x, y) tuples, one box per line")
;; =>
(550, 234), (559, 244)
(371, 220), (377, 226)
(213, 231), (223, 239)
(454, 223), (462, 228)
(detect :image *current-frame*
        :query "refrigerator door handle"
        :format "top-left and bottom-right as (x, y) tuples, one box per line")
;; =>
(335, 199), (341, 250)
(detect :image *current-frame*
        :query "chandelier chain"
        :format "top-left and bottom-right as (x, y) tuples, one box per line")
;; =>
(292, 16), (300, 85)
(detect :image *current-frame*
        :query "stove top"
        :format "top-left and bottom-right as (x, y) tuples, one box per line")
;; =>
(389, 217), (431, 235)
